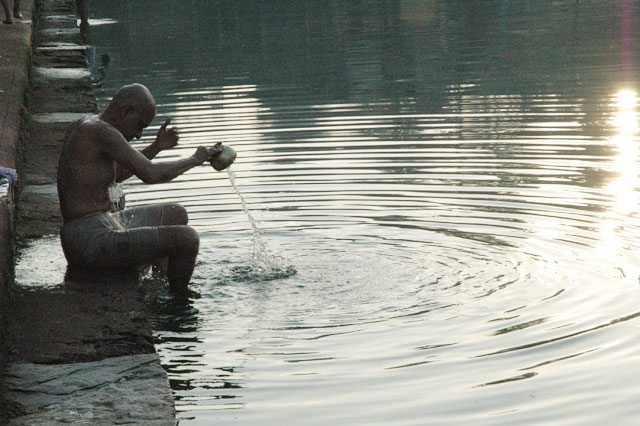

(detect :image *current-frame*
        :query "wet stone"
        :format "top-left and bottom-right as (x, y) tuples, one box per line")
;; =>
(37, 41), (82, 48)
(5, 354), (176, 426)
(35, 46), (88, 68)
(2, 1), (177, 424)
(40, 14), (78, 30)
(31, 112), (88, 124)
(39, 28), (79, 37)
(29, 88), (98, 114)
(39, 0), (74, 15)
(33, 66), (90, 80)
(17, 185), (60, 236)
(35, 44), (84, 53)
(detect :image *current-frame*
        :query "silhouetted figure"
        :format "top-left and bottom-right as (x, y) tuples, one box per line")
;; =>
(76, 0), (90, 43)
(92, 53), (110, 89)
(76, 0), (89, 25)
(1, 0), (21, 24)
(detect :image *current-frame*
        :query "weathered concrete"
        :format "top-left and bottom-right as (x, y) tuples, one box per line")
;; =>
(18, 0), (97, 237)
(8, 264), (155, 364)
(0, 199), (14, 422)
(5, 354), (175, 425)
(0, 1), (35, 422)
(1, 1), (178, 424)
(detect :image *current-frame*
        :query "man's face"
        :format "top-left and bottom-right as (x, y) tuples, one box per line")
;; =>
(123, 107), (154, 141)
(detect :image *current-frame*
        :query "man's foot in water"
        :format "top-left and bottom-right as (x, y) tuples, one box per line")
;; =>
(169, 284), (201, 300)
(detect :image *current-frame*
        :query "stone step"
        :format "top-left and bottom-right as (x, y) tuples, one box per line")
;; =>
(29, 86), (97, 113)
(3, 1), (177, 424)
(39, 14), (77, 30)
(35, 44), (88, 68)
(37, 27), (81, 45)
(7, 263), (155, 364)
(38, 0), (74, 16)
(5, 354), (176, 425)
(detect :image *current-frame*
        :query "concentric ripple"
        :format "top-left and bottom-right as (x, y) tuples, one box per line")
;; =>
(90, 1), (640, 424)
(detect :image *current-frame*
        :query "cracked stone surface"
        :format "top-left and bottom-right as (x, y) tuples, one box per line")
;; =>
(5, 354), (176, 425)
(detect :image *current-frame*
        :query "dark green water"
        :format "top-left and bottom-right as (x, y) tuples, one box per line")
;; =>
(83, 1), (640, 424)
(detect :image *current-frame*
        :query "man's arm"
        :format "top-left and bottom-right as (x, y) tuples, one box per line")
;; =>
(98, 121), (217, 184)
(116, 118), (179, 182)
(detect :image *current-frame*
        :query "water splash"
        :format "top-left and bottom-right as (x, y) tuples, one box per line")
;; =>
(227, 169), (296, 281)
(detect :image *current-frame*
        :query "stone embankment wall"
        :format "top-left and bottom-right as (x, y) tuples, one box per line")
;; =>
(1, 1), (177, 424)
(0, 0), (34, 420)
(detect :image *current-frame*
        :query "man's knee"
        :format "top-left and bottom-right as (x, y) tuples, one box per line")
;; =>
(164, 203), (189, 225)
(182, 225), (200, 252)
(158, 225), (199, 254)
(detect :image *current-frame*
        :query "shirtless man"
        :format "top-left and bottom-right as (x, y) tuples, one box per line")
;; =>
(57, 83), (221, 292)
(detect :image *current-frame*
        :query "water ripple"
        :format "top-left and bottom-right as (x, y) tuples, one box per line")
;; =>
(92, 0), (640, 424)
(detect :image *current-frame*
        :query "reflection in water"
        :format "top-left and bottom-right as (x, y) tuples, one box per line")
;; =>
(600, 90), (639, 255)
(89, 1), (640, 425)
(608, 90), (638, 215)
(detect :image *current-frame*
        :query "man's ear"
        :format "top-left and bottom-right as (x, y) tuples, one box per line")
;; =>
(122, 106), (135, 118)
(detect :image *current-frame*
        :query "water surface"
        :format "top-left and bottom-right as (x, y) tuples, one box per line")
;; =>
(88, 1), (640, 424)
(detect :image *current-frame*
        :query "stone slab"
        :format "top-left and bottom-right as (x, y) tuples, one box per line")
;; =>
(40, 14), (78, 30)
(39, 0), (74, 15)
(5, 353), (176, 425)
(31, 112), (88, 123)
(35, 45), (88, 68)
(7, 238), (156, 364)
(29, 88), (98, 113)
(0, 1), (35, 423)
(2, 1), (177, 424)
(34, 66), (91, 79)
(16, 185), (61, 236)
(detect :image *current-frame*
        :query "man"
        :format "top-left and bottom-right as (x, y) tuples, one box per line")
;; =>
(76, 0), (88, 26)
(57, 83), (221, 292)
(76, 0), (90, 44)
(1, 0), (21, 24)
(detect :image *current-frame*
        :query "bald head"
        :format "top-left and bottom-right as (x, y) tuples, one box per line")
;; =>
(109, 83), (156, 118)
(100, 83), (158, 141)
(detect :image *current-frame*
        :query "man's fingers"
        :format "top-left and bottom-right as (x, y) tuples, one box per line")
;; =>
(160, 118), (171, 131)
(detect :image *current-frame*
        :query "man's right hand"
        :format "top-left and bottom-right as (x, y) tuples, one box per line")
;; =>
(194, 144), (223, 164)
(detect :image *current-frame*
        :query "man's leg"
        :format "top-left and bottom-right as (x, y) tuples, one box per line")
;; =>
(93, 223), (199, 292)
(13, 0), (21, 18)
(156, 225), (200, 292)
(77, 0), (89, 24)
(121, 203), (188, 227)
(120, 203), (199, 291)
(1, 0), (12, 23)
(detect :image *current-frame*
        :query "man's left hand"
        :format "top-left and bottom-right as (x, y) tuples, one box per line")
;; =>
(155, 118), (179, 150)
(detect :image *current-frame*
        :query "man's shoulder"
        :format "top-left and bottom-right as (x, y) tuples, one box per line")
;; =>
(71, 116), (120, 140)
(73, 115), (107, 130)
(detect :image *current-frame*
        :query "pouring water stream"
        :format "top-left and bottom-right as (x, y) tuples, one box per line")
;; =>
(226, 167), (296, 281)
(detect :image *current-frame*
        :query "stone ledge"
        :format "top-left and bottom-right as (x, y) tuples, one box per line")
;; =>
(2, 0), (177, 424)
(7, 248), (156, 364)
(0, 0), (35, 423)
(5, 353), (176, 425)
